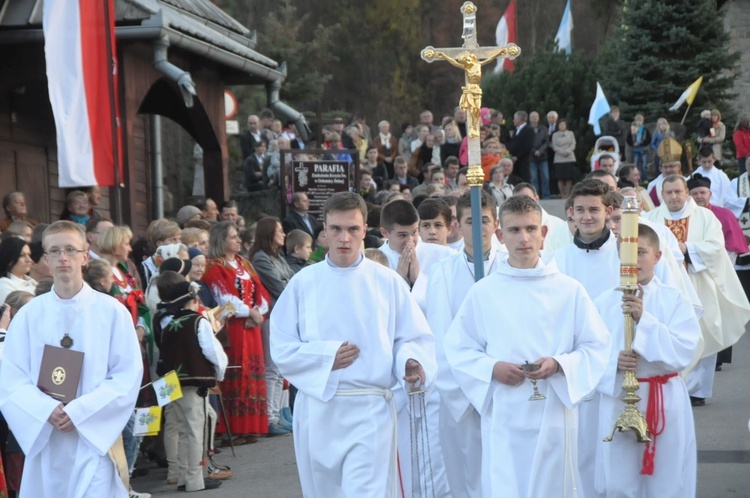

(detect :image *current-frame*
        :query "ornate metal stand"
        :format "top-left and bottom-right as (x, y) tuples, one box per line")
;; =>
(603, 197), (651, 443)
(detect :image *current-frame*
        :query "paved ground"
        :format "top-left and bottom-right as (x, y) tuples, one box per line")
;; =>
(135, 331), (750, 497)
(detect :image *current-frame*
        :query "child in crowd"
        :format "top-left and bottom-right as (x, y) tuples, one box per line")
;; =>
(83, 258), (114, 294)
(308, 228), (328, 263)
(594, 224), (700, 497)
(153, 272), (228, 492)
(284, 229), (313, 274)
(417, 198), (452, 246)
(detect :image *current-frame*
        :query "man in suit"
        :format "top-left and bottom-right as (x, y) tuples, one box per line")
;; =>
(243, 140), (267, 191)
(239, 114), (267, 162)
(507, 111), (535, 183)
(283, 192), (322, 242)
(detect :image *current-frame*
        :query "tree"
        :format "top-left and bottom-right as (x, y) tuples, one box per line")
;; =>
(599, 0), (740, 121)
(255, 0), (341, 111)
(482, 41), (601, 177)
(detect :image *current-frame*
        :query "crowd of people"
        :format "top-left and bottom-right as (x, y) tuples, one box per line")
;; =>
(0, 101), (748, 497)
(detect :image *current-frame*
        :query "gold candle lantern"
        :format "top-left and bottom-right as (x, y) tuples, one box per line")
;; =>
(603, 196), (651, 443)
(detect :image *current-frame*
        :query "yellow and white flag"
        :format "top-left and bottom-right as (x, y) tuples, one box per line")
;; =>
(133, 406), (162, 436)
(152, 370), (183, 407)
(668, 76), (703, 111)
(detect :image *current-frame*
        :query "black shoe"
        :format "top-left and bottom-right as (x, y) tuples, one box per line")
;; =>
(715, 364), (723, 372)
(690, 396), (706, 407)
(131, 467), (149, 478)
(204, 478), (222, 490)
(178, 478), (223, 492)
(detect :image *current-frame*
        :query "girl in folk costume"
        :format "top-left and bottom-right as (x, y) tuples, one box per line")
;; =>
(203, 221), (271, 441)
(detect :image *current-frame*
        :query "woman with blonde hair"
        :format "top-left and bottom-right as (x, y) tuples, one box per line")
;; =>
(650, 118), (675, 172)
(700, 109), (726, 164)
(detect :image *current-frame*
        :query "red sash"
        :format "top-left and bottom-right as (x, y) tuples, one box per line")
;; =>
(636, 372), (678, 475)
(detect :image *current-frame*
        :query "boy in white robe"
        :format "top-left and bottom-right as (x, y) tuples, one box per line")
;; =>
(0, 221), (142, 498)
(552, 180), (619, 498)
(378, 198), (453, 496)
(445, 195), (611, 498)
(378, 199), (454, 311)
(270, 193), (436, 498)
(594, 224), (700, 497)
(425, 190), (501, 498)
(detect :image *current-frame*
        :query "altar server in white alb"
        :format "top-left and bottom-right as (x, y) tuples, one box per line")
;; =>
(0, 221), (142, 498)
(425, 190), (501, 498)
(270, 192), (436, 498)
(444, 195), (610, 498)
(594, 223), (700, 498)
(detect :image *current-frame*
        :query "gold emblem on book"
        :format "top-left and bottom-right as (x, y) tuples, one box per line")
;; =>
(52, 367), (66, 386)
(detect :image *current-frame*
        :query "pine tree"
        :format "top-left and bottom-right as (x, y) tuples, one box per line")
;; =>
(600, 0), (739, 121)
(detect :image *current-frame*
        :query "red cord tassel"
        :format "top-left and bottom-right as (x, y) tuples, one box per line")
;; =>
(637, 372), (678, 475)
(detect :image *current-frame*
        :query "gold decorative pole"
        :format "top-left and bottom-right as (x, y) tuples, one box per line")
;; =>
(604, 196), (651, 443)
(421, 1), (520, 281)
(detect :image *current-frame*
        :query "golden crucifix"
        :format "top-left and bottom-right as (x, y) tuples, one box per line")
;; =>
(421, 2), (520, 141)
(420, 2), (520, 282)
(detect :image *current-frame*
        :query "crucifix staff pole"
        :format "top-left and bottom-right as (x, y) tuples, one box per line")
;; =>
(421, 1), (520, 281)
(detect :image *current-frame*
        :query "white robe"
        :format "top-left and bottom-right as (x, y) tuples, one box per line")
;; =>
(647, 175), (666, 205)
(646, 198), (750, 359)
(444, 259), (611, 498)
(639, 216), (704, 319)
(269, 255), (436, 498)
(0, 284), (142, 498)
(594, 277), (700, 498)
(553, 231), (620, 300)
(693, 165), (733, 209)
(552, 233), (619, 498)
(542, 208), (572, 252)
(378, 240), (452, 496)
(425, 247), (503, 498)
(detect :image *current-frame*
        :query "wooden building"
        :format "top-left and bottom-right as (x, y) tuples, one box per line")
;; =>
(0, 0), (306, 235)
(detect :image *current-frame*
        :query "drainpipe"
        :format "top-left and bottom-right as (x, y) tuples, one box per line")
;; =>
(266, 66), (310, 141)
(153, 35), (196, 108)
(150, 114), (164, 219)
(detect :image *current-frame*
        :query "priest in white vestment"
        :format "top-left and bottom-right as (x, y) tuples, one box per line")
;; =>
(445, 196), (610, 498)
(594, 224), (700, 498)
(425, 190), (502, 498)
(0, 221), (142, 498)
(646, 137), (686, 208)
(646, 175), (750, 404)
(270, 193), (436, 498)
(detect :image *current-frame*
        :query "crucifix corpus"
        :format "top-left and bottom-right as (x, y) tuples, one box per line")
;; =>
(421, 1), (520, 281)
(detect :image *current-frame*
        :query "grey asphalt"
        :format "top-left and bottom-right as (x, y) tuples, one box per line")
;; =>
(135, 200), (750, 497)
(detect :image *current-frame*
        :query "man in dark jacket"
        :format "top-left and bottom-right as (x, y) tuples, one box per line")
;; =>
(507, 111), (535, 183)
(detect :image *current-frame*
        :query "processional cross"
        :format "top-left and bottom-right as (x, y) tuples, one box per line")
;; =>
(421, 1), (520, 281)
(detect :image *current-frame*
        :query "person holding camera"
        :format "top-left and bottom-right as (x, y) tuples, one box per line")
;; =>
(153, 271), (228, 492)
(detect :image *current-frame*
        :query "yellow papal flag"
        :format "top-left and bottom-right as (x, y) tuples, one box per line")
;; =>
(152, 370), (183, 407)
(133, 406), (162, 436)
(668, 76), (703, 111)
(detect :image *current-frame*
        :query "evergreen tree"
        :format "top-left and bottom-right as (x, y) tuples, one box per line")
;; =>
(255, 0), (341, 110)
(600, 0), (739, 121)
(482, 41), (601, 176)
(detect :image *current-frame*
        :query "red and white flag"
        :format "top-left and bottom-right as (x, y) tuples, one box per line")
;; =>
(43, 0), (122, 187)
(495, 0), (517, 73)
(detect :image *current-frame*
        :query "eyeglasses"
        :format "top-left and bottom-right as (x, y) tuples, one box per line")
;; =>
(46, 248), (86, 258)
